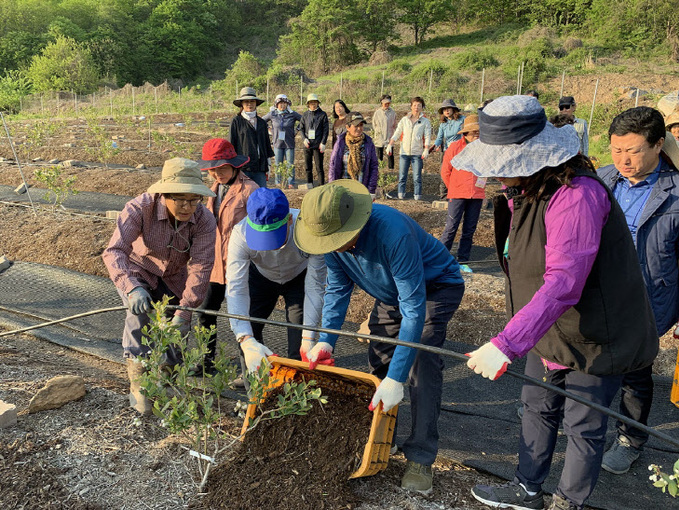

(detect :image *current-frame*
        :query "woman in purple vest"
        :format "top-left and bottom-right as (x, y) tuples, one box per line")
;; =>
(452, 95), (658, 510)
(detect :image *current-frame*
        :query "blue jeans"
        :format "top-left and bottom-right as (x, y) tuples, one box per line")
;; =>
(243, 170), (267, 188)
(274, 147), (295, 186)
(398, 154), (423, 198)
(440, 198), (483, 262)
(516, 352), (622, 509)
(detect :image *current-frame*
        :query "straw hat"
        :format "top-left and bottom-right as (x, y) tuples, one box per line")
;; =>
(293, 180), (372, 255)
(233, 87), (264, 107)
(452, 95), (580, 178)
(148, 158), (215, 197)
(457, 114), (479, 135)
(665, 110), (679, 130)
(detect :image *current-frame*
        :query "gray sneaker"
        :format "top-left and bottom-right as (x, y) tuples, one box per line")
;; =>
(401, 461), (433, 495)
(471, 481), (544, 510)
(602, 436), (641, 474)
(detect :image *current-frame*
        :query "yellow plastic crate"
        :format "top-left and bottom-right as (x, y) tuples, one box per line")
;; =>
(241, 357), (398, 479)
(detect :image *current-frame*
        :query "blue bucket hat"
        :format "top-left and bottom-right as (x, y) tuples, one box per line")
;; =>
(245, 188), (291, 251)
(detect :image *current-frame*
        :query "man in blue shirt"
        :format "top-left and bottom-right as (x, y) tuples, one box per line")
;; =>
(294, 179), (465, 494)
(598, 106), (679, 474)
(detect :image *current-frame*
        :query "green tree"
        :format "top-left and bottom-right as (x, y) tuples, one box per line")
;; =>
(224, 50), (264, 88)
(354, 0), (397, 52)
(0, 69), (32, 112)
(27, 35), (99, 93)
(396, 0), (453, 45)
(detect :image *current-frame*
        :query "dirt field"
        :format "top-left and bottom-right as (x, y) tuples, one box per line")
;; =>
(0, 108), (676, 509)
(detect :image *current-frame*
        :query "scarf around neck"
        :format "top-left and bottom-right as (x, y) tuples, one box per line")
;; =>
(345, 132), (365, 180)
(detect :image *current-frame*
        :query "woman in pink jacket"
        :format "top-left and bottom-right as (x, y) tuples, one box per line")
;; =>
(439, 115), (482, 270)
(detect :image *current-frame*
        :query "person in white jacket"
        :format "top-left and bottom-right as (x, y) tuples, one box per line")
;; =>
(386, 96), (432, 200)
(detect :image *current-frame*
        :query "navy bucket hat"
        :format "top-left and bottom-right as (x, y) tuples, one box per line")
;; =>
(245, 188), (291, 251)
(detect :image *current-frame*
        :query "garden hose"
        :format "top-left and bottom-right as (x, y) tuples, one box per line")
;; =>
(1, 304), (678, 451)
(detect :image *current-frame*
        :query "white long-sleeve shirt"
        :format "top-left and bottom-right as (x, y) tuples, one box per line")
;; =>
(226, 209), (327, 340)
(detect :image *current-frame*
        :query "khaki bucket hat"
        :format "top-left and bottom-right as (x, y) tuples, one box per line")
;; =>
(147, 158), (216, 197)
(293, 180), (372, 255)
(306, 93), (321, 104)
(233, 87), (264, 107)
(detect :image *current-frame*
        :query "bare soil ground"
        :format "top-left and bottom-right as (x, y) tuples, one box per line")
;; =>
(0, 109), (675, 509)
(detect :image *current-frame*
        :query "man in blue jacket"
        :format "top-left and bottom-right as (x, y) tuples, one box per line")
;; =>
(598, 106), (679, 474)
(293, 179), (465, 494)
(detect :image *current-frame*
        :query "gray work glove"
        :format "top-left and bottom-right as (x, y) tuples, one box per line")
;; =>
(127, 287), (151, 315)
(171, 315), (191, 338)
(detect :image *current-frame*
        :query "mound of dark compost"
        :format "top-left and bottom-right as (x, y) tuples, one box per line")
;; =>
(199, 382), (374, 510)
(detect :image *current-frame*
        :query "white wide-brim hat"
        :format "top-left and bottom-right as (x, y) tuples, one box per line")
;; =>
(452, 95), (581, 178)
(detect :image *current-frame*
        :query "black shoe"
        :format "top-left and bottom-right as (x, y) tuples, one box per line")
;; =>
(471, 481), (544, 510)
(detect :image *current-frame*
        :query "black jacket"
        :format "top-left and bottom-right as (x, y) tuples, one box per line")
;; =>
(229, 114), (274, 174)
(299, 108), (329, 149)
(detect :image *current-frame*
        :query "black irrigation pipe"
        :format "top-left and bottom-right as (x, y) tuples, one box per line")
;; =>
(2, 304), (678, 451)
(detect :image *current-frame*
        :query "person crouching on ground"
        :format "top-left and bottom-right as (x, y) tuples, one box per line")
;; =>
(226, 188), (327, 387)
(439, 114), (482, 273)
(194, 139), (258, 375)
(328, 112), (379, 198)
(454, 95), (658, 510)
(102, 158), (217, 415)
(294, 180), (465, 495)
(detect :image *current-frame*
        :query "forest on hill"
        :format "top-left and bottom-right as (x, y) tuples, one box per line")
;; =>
(0, 0), (678, 112)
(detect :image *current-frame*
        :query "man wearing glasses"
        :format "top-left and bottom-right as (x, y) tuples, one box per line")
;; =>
(558, 96), (589, 156)
(103, 157), (217, 414)
(597, 106), (679, 474)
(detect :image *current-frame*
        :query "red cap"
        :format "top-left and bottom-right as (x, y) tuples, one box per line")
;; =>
(198, 138), (249, 170)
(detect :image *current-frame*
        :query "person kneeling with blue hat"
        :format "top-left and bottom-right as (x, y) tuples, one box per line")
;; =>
(225, 188), (328, 384)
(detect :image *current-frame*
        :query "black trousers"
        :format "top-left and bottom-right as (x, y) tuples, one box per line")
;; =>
(196, 282), (226, 364)
(304, 147), (325, 184)
(376, 146), (395, 170)
(247, 264), (305, 359)
(616, 364), (654, 448)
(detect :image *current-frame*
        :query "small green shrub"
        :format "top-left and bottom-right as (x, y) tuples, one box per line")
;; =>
(451, 49), (500, 71)
(409, 60), (448, 81)
(386, 58), (412, 75)
(34, 165), (78, 211)
(649, 460), (679, 498)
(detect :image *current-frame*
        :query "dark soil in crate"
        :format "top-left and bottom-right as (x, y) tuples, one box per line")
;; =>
(198, 384), (374, 510)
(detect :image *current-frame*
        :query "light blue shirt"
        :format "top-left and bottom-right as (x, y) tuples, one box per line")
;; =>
(226, 210), (327, 340)
(434, 116), (465, 150)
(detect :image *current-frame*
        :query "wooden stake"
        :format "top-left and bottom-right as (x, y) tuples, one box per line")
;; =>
(560, 70), (565, 98)
(588, 79), (599, 137)
(132, 87), (136, 116)
(635, 88), (640, 107)
(428, 68), (433, 95)
(340, 74), (343, 100)
(480, 68), (485, 104)
(381, 70), (385, 96)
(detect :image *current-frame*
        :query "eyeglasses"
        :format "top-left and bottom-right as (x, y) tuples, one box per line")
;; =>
(167, 195), (203, 207)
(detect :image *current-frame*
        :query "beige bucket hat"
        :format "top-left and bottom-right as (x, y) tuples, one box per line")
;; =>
(147, 158), (216, 197)
(306, 93), (321, 104)
(233, 87), (264, 107)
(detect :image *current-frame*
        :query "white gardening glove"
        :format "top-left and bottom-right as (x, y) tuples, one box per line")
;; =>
(127, 287), (151, 315)
(300, 338), (315, 362)
(240, 337), (274, 373)
(421, 148), (430, 159)
(369, 377), (403, 413)
(673, 323), (679, 339)
(466, 342), (511, 380)
(386, 144), (393, 156)
(307, 341), (334, 369)
(304, 139), (310, 149)
(319, 143), (326, 153)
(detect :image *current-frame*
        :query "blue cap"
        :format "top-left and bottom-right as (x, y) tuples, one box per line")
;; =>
(245, 188), (290, 251)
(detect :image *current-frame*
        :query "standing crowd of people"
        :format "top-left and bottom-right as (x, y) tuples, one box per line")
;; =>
(101, 85), (679, 510)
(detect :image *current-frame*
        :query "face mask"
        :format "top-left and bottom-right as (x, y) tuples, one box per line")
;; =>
(242, 111), (257, 119)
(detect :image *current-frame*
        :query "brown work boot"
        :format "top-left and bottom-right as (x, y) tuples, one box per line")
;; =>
(126, 358), (152, 415)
